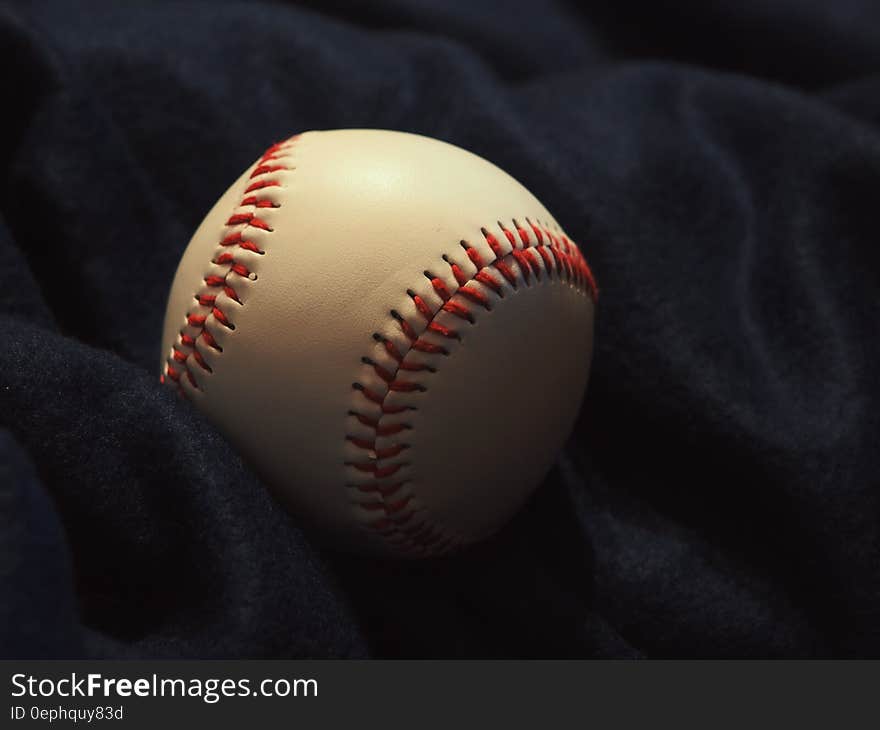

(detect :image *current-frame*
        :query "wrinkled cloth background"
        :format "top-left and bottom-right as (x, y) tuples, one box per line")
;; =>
(1, 0), (879, 659)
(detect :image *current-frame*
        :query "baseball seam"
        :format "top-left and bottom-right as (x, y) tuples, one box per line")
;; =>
(346, 220), (598, 556)
(161, 136), (298, 392)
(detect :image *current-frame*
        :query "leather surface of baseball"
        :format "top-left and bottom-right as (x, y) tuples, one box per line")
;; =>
(160, 129), (597, 557)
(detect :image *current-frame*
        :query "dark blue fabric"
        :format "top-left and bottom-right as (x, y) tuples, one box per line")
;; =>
(1, 0), (878, 657)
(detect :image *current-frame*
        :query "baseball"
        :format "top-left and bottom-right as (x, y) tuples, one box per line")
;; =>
(159, 129), (596, 557)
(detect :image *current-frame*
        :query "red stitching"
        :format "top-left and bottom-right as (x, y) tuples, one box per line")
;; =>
(161, 137), (297, 394)
(347, 218), (597, 554)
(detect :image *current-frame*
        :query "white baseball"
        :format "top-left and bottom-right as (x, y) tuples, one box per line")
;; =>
(160, 129), (596, 557)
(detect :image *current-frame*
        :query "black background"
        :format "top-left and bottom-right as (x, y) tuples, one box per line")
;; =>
(1, 0), (878, 658)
